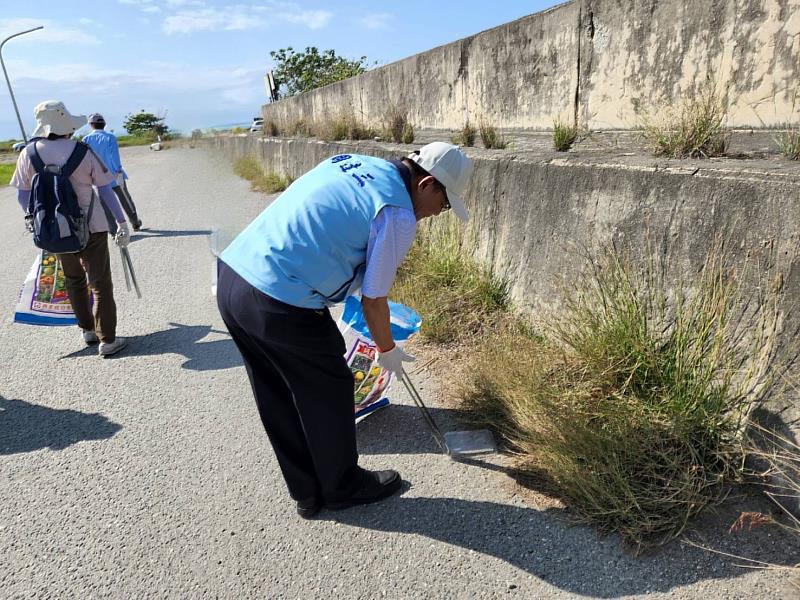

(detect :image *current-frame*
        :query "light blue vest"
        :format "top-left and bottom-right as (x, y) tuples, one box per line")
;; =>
(221, 154), (413, 308)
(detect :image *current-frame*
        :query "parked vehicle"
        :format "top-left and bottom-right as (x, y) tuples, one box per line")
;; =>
(250, 116), (264, 133)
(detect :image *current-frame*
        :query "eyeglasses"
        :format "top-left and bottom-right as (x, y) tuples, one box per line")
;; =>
(439, 185), (450, 211)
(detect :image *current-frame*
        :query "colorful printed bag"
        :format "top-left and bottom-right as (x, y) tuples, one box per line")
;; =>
(14, 250), (82, 326)
(337, 295), (421, 419)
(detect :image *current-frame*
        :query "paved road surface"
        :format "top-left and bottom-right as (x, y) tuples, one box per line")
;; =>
(1, 145), (796, 599)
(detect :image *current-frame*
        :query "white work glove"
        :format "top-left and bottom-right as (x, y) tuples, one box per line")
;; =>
(114, 222), (130, 248)
(376, 345), (416, 377)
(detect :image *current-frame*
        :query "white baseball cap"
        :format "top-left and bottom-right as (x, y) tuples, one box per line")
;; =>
(31, 100), (86, 138)
(408, 142), (473, 222)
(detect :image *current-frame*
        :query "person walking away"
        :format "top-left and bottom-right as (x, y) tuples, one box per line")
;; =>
(83, 113), (143, 231)
(217, 142), (473, 518)
(11, 100), (131, 356)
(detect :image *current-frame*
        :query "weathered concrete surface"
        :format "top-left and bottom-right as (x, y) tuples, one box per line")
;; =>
(580, 0), (800, 128)
(262, 2), (580, 130)
(262, 0), (800, 130)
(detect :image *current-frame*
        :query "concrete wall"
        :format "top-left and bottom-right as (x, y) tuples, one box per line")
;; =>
(262, 0), (800, 130)
(209, 135), (800, 320)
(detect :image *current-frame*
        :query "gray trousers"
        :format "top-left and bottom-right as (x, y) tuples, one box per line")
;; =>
(113, 180), (141, 226)
(102, 180), (141, 233)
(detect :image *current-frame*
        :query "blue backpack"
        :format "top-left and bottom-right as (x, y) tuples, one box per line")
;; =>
(26, 141), (93, 254)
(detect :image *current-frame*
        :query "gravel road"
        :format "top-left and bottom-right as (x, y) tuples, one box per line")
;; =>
(1, 145), (797, 599)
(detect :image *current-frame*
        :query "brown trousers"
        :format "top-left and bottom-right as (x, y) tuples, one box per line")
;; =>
(57, 232), (117, 342)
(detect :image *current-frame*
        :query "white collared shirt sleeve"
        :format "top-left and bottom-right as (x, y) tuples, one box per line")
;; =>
(362, 206), (417, 299)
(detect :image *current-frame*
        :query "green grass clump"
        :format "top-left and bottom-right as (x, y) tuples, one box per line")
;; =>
(0, 163), (14, 185)
(553, 119), (579, 151)
(391, 219), (508, 344)
(233, 155), (292, 193)
(639, 87), (729, 158)
(457, 246), (777, 547)
(775, 126), (800, 160)
(479, 123), (509, 149)
(451, 122), (477, 147)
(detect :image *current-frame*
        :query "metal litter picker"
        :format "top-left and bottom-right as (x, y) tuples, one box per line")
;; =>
(400, 369), (497, 459)
(120, 247), (141, 298)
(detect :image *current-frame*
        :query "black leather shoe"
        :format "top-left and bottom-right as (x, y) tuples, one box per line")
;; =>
(132, 220), (143, 232)
(326, 470), (402, 510)
(296, 497), (322, 519)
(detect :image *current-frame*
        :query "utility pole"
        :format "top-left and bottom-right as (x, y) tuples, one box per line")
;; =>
(1, 26), (44, 142)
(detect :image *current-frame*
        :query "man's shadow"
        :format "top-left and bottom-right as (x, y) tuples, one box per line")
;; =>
(0, 396), (121, 455)
(352, 404), (800, 596)
(58, 322), (241, 371)
(320, 492), (798, 597)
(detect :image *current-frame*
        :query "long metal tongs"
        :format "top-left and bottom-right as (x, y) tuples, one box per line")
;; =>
(399, 369), (497, 459)
(120, 247), (142, 298)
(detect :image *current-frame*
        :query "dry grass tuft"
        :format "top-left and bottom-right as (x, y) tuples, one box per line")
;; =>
(451, 122), (477, 147)
(233, 155), (292, 193)
(639, 86), (729, 158)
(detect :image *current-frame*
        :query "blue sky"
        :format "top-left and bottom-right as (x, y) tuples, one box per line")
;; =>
(0, 0), (562, 139)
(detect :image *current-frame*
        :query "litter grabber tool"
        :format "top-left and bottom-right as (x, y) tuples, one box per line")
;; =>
(120, 247), (141, 299)
(399, 369), (497, 459)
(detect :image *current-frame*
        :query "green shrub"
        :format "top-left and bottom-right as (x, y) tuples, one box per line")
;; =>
(553, 119), (579, 151)
(233, 155), (291, 193)
(451, 122), (477, 147)
(479, 122), (509, 149)
(639, 87), (729, 158)
(0, 139), (21, 152)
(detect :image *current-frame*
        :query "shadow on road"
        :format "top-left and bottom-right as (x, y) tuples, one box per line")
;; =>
(57, 323), (239, 371)
(357, 403), (475, 456)
(352, 404), (799, 596)
(120, 322), (239, 371)
(321, 491), (798, 597)
(0, 396), (121, 455)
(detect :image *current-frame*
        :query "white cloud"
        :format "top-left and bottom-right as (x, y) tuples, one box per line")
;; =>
(162, 8), (261, 33)
(279, 10), (331, 30)
(142, 6), (162, 13)
(358, 13), (392, 30)
(162, 3), (331, 34)
(0, 18), (100, 46)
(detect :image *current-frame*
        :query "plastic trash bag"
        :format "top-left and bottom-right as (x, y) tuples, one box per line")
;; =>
(337, 295), (421, 419)
(13, 250), (83, 326)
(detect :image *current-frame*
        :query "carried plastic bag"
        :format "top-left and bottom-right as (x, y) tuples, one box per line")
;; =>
(338, 295), (421, 419)
(13, 250), (82, 326)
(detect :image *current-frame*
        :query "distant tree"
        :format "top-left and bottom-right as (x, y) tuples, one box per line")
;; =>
(123, 110), (170, 137)
(270, 47), (372, 97)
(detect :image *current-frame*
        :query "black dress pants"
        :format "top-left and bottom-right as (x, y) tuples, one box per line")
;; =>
(216, 260), (361, 502)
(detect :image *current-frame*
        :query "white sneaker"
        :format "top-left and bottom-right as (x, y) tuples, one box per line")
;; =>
(82, 329), (99, 344)
(98, 337), (128, 357)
